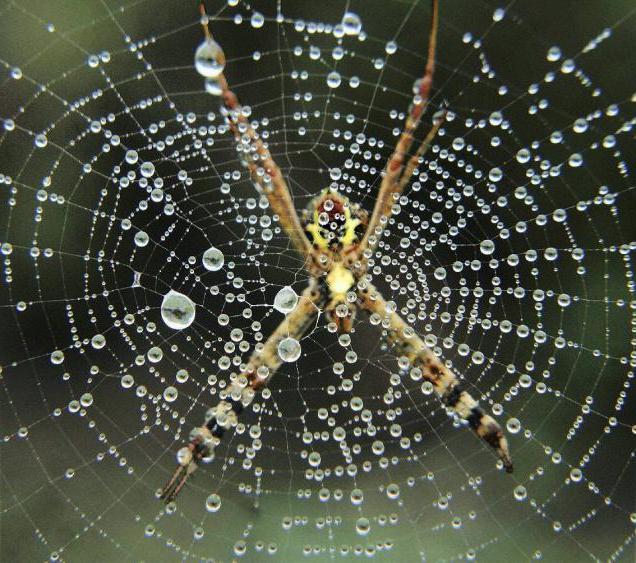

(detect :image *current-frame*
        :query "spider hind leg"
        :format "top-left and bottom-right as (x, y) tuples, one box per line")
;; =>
(467, 408), (513, 472)
(159, 465), (189, 503)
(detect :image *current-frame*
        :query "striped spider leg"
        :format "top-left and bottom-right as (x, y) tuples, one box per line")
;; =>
(358, 282), (513, 472)
(160, 282), (324, 502)
(197, 1), (313, 258)
(357, 0), (445, 259)
(352, 1), (512, 468)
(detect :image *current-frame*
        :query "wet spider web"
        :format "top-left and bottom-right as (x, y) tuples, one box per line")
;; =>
(1, 0), (635, 560)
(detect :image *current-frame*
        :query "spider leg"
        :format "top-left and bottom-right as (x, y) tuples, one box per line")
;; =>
(159, 464), (187, 502)
(160, 282), (325, 501)
(394, 110), (446, 195)
(358, 282), (513, 472)
(242, 281), (325, 391)
(198, 1), (312, 258)
(358, 0), (441, 257)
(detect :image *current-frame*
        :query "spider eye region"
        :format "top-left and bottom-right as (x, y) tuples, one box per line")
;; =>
(304, 191), (362, 250)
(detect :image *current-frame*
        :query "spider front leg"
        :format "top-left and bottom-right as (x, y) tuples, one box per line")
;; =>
(358, 0), (443, 258)
(160, 282), (325, 502)
(197, 1), (313, 259)
(358, 282), (513, 472)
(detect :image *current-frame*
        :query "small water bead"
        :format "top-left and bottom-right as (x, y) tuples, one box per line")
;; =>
(308, 451), (321, 467)
(80, 393), (93, 407)
(547, 46), (562, 61)
(176, 369), (189, 383)
(134, 231), (149, 247)
(492, 7), (505, 21)
(250, 11), (264, 28)
(205, 493), (222, 512)
(341, 12), (362, 36)
(355, 517), (371, 536)
(202, 246), (224, 271)
(489, 111), (503, 126)
(50, 350), (65, 365)
(140, 161), (155, 178)
(91, 334), (106, 350)
(506, 418), (521, 434)
(204, 77), (223, 96)
(34, 134), (48, 148)
(278, 337), (301, 362)
(234, 541), (247, 557)
(452, 137), (465, 151)
(386, 483), (400, 499)
(570, 468), (583, 482)
(121, 374), (134, 389)
(385, 41), (397, 55)
(573, 118), (588, 133)
(163, 386), (178, 403)
(10, 66), (23, 79)
(274, 286), (298, 314)
(488, 167), (503, 182)
(513, 485), (527, 501)
(147, 346), (163, 363)
(519, 374), (532, 388)
(330, 167), (342, 181)
(568, 153), (583, 168)
(161, 290), (196, 330)
(434, 267), (446, 280)
(194, 39), (225, 78)
(327, 71), (341, 88)
(561, 58), (575, 73)
(125, 149), (138, 164)
(480, 239), (496, 256)
(516, 148), (531, 163)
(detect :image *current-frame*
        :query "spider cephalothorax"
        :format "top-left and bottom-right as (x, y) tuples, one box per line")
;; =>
(303, 189), (367, 254)
(160, 0), (513, 504)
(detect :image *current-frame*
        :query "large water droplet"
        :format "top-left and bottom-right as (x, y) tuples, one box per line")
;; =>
(274, 286), (298, 314)
(195, 39), (225, 78)
(278, 337), (301, 362)
(161, 290), (196, 330)
(202, 246), (224, 271)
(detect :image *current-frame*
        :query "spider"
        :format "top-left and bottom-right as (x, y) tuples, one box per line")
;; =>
(160, 0), (513, 503)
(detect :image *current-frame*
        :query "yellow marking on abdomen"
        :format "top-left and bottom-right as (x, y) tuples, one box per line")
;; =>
(327, 263), (355, 297)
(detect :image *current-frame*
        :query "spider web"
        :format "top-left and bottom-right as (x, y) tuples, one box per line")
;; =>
(1, 0), (635, 560)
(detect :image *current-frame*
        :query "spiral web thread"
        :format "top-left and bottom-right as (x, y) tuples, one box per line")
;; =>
(0, 0), (634, 560)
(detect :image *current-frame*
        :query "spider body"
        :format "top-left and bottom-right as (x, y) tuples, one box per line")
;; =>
(302, 189), (368, 332)
(159, 0), (513, 503)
